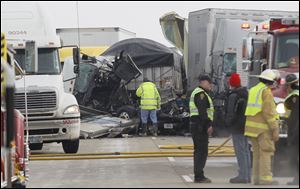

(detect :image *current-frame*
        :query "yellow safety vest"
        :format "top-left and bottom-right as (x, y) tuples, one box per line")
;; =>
(245, 82), (268, 116)
(284, 90), (299, 118)
(137, 82), (160, 110)
(189, 87), (214, 120)
(245, 82), (276, 138)
(285, 90), (299, 102)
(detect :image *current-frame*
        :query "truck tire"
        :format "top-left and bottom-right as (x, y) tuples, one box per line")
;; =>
(29, 143), (43, 151)
(62, 139), (79, 154)
(117, 106), (137, 120)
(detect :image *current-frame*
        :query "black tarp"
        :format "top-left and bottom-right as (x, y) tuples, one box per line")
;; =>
(102, 38), (174, 68)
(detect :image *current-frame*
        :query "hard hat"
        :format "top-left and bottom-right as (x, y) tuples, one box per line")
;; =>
(285, 74), (298, 85)
(259, 69), (277, 82)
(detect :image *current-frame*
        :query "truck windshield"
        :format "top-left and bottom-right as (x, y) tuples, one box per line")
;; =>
(223, 53), (237, 75)
(274, 33), (299, 69)
(14, 48), (62, 75)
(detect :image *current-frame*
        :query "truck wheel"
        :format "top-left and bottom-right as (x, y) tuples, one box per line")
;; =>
(29, 143), (43, 151)
(117, 106), (137, 120)
(62, 139), (79, 154)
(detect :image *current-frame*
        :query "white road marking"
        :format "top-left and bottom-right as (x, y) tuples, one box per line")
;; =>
(151, 137), (156, 140)
(168, 157), (175, 162)
(182, 175), (193, 183)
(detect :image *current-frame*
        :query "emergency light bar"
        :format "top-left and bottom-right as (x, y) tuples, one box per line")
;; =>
(241, 23), (251, 29)
(262, 24), (269, 30)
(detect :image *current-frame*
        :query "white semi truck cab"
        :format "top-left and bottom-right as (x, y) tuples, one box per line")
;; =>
(1, 2), (81, 153)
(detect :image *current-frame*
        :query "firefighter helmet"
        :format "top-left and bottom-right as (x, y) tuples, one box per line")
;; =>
(259, 69), (277, 82)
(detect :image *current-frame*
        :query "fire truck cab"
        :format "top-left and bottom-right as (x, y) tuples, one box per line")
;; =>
(242, 17), (299, 176)
(1, 33), (29, 188)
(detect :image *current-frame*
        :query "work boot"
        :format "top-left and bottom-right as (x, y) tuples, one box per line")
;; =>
(140, 123), (147, 137)
(255, 180), (279, 185)
(229, 176), (249, 184)
(194, 177), (212, 183)
(152, 124), (158, 137)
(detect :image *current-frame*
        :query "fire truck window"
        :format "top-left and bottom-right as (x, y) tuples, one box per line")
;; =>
(275, 33), (299, 69)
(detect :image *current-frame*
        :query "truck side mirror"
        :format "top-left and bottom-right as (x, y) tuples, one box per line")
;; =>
(72, 47), (80, 75)
(242, 60), (252, 72)
(25, 40), (38, 73)
(242, 38), (253, 72)
(72, 47), (80, 65)
(73, 65), (79, 74)
(252, 39), (267, 60)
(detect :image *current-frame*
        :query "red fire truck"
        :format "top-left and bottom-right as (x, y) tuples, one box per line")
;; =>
(242, 17), (299, 176)
(1, 33), (29, 188)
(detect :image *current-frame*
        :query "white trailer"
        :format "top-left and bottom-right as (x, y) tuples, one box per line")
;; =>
(57, 27), (136, 47)
(160, 8), (298, 93)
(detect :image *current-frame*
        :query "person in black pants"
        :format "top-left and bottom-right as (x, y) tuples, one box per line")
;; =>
(189, 75), (214, 183)
(284, 74), (299, 186)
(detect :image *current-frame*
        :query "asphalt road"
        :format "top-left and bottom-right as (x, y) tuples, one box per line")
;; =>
(27, 137), (298, 188)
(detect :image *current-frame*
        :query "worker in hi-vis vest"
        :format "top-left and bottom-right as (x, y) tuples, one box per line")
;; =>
(284, 74), (299, 186)
(189, 75), (214, 183)
(244, 69), (280, 185)
(136, 78), (161, 137)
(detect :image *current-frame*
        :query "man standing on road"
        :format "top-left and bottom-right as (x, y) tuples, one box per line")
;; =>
(189, 75), (214, 183)
(225, 73), (251, 184)
(284, 74), (299, 186)
(244, 69), (280, 185)
(136, 78), (161, 136)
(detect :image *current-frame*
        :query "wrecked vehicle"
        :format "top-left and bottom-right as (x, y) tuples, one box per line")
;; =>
(74, 52), (141, 119)
(102, 38), (190, 135)
(80, 115), (137, 139)
(75, 38), (190, 135)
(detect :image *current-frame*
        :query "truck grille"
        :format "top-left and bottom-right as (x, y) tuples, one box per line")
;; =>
(15, 91), (57, 110)
(26, 129), (59, 135)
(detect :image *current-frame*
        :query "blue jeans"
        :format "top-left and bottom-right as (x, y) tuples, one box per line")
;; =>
(141, 110), (157, 124)
(232, 134), (251, 180)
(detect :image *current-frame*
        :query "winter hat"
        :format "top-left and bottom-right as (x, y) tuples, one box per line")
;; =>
(229, 73), (241, 88)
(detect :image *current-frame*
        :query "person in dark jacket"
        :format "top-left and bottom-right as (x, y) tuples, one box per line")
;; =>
(189, 75), (214, 183)
(284, 74), (299, 185)
(225, 73), (251, 183)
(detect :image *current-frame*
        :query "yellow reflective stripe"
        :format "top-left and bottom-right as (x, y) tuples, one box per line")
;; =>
(142, 98), (157, 100)
(141, 104), (157, 107)
(248, 86), (267, 108)
(260, 175), (272, 181)
(244, 132), (258, 138)
(1, 33), (7, 61)
(267, 118), (277, 123)
(246, 121), (269, 130)
(247, 104), (262, 108)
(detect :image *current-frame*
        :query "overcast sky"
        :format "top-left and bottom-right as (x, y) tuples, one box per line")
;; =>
(40, 1), (299, 47)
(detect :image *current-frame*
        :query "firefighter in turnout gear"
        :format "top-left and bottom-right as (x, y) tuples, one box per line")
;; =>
(244, 69), (280, 185)
(284, 74), (299, 186)
(189, 75), (214, 183)
(136, 78), (161, 136)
